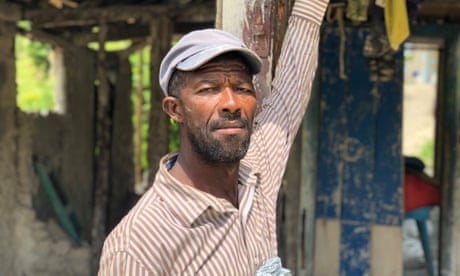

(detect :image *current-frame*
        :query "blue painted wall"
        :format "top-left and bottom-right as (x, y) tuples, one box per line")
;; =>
(316, 26), (403, 275)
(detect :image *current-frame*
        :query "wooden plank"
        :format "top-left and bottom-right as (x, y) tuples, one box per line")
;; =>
(108, 54), (135, 231)
(340, 28), (374, 224)
(318, 27), (405, 275)
(373, 54), (404, 225)
(317, 27), (347, 219)
(370, 225), (403, 276)
(340, 222), (370, 275)
(61, 46), (95, 241)
(313, 218), (341, 276)
(91, 20), (111, 273)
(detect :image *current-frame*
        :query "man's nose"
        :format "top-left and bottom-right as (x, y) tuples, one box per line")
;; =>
(219, 87), (241, 114)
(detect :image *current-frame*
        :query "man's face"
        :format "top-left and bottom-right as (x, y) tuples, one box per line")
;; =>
(179, 57), (257, 164)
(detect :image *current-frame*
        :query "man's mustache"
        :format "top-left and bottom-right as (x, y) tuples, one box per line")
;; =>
(209, 114), (250, 130)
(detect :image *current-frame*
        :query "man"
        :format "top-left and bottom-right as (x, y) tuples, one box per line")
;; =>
(99, 0), (328, 274)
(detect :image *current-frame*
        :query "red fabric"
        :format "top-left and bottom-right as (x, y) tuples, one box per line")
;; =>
(404, 172), (440, 213)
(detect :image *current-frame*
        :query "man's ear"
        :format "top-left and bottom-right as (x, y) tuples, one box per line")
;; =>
(162, 96), (183, 123)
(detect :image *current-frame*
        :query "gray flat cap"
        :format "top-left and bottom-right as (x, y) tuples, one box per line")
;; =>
(159, 28), (262, 96)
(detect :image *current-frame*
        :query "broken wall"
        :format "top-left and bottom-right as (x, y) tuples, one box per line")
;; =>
(0, 20), (96, 275)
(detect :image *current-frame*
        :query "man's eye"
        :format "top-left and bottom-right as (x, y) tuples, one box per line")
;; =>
(198, 87), (217, 94)
(235, 87), (254, 94)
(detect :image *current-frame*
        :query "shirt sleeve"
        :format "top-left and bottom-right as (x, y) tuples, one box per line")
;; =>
(250, 0), (328, 197)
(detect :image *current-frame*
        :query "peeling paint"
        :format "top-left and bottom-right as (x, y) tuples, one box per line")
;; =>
(221, 0), (247, 38)
(340, 137), (364, 162)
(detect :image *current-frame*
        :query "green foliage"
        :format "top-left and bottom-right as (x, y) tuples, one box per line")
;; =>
(129, 46), (180, 170)
(169, 119), (180, 152)
(15, 34), (55, 113)
(88, 40), (132, 52)
(130, 47), (151, 170)
(419, 139), (434, 170)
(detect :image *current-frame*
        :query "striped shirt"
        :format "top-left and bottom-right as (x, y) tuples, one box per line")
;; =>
(99, 0), (328, 275)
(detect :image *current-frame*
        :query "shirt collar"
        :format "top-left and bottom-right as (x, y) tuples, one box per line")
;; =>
(154, 153), (242, 227)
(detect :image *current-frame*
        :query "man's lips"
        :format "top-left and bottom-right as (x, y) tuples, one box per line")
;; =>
(212, 120), (246, 135)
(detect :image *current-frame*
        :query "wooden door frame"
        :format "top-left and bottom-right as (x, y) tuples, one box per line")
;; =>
(411, 24), (460, 276)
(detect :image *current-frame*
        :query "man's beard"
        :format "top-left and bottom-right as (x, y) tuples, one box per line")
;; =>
(186, 116), (252, 164)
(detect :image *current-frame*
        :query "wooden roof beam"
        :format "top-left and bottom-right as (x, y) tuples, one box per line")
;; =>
(69, 21), (214, 46)
(418, 2), (460, 22)
(24, 4), (173, 28)
(16, 26), (79, 49)
(24, 2), (214, 29)
(0, 2), (22, 21)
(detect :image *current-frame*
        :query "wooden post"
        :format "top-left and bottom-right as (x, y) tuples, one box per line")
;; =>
(438, 30), (460, 276)
(107, 52), (135, 231)
(61, 44), (96, 242)
(218, 0), (274, 103)
(134, 50), (144, 187)
(148, 18), (172, 185)
(91, 19), (111, 273)
(0, 21), (19, 276)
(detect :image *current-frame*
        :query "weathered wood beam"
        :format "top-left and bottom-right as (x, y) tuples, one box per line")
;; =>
(24, 2), (214, 29)
(25, 4), (172, 28)
(69, 21), (214, 46)
(118, 40), (148, 58)
(0, 2), (22, 22)
(147, 17), (171, 184)
(91, 19), (111, 274)
(70, 23), (149, 45)
(418, 2), (460, 22)
(16, 26), (77, 49)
